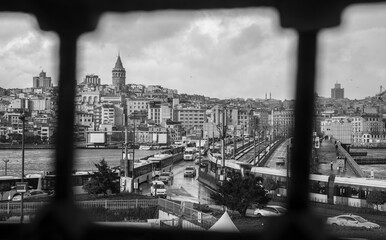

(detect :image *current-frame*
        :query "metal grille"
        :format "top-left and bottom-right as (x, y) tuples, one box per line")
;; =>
(0, 1), (384, 240)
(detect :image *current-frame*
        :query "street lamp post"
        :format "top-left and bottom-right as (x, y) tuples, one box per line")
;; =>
(2, 159), (9, 176)
(19, 114), (25, 223)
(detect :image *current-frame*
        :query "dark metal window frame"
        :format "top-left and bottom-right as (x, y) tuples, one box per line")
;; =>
(1, 1), (384, 240)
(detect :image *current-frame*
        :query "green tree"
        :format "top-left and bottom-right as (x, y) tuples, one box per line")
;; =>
(263, 178), (278, 192)
(210, 172), (271, 216)
(83, 159), (119, 196)
(366, 191), (386, 211)
(8, 133), (21, 143)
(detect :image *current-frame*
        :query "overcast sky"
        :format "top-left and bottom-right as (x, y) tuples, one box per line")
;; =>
(0, 4), (386, 100)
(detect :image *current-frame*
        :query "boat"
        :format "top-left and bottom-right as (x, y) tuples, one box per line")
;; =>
(139, 145), (152, 150)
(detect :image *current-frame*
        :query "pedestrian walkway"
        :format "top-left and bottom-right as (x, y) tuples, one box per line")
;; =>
(315, 139), (357, 177)
(263, 138), (359, 178)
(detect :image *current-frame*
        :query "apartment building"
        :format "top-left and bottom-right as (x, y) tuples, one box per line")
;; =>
(271, 109), (295, 138)
(101, 104), (115, 125)
(174, 108), (206, 130)
(126, 98), (149, 116)
(75, 111), (93, 127)
(148, 101), (172, 125)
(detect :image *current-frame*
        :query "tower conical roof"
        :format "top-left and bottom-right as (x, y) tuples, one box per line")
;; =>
(114, 54), (124, 70)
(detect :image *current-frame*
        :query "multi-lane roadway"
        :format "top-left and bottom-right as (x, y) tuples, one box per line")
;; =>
(140, 159), (214, 204)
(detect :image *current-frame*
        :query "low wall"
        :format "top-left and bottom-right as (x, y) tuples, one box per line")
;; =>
(337, 144), (366, 177)
(159, 210), (206, 231)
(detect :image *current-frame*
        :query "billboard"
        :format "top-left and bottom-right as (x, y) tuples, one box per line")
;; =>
(88, 132), (106, 144)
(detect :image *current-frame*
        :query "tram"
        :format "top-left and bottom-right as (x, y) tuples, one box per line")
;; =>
(251, 166), (386, 209)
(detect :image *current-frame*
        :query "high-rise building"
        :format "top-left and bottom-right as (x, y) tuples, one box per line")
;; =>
(112, 54), (126, 90)
(33, 70), (52, 88)
(331, 83), (344, 99)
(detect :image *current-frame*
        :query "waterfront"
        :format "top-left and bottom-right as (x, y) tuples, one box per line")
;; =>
(0, 148), (161, 176)
(1, 146), (386, 179)
(352, 148), (386, 179)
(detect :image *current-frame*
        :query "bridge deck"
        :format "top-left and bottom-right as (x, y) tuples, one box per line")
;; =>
(263, 138), (363, 178)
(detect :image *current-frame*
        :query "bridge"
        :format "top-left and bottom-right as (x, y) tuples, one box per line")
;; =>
(198, 136), (368, 191)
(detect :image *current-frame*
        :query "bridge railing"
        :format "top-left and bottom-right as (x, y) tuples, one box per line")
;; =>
(0, 199), (159, 215)
(157, 198), (218, 230)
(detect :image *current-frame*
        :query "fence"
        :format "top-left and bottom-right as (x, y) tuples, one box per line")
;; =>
(0, 198), (216, 230)
(157, 198), (217, 230)
(0, 199), (158, 215)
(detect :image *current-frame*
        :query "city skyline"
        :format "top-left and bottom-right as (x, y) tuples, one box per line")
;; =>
(0, 5), (386, 100)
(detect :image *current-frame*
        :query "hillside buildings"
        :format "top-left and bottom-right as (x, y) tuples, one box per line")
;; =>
(3, 55), (386, 148)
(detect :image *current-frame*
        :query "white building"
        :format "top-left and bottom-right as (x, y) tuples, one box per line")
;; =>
(30, 98), (51, 111)
(174, 108), (206, 130)
(101, 104), (115, 125)
(126, 98), (149, 116)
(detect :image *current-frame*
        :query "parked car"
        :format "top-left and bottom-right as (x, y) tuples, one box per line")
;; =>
(246, 205), (286, 217)
(326, 214), (380, 230)
(184, 166), (197, 177)
(158, 172), (173, 184)
(11, 190), (49, 201)
(150, 180), (167, 198)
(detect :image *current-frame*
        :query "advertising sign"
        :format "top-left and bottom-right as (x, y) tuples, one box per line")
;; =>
(15, 182), (28, 193)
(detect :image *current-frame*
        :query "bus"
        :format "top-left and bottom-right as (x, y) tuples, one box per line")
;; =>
(0, 171), (95, 201)
(130, 146), (184, 187)
(0, 175), (42, 201)
(41, 171), (95, 195)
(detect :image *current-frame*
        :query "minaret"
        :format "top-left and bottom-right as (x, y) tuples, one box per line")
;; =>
(112, 53), (126, 91)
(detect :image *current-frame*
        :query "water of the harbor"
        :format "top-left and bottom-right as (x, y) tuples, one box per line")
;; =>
(353, 148), (386, 179)
(0, 148), (161, 176)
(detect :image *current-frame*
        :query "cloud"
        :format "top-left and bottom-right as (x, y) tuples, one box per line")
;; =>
(0, 13), (58, 88)
(319, 25), (386, 99)
(78, 9), (296, 99)
(1, 6), (386, 101)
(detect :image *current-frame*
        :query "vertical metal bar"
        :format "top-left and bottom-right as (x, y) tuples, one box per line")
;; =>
(55, 33), (78, 203)
(20, 117), (25, 223)
(253, 130), (256, 165)
(289, 30), (318, 210)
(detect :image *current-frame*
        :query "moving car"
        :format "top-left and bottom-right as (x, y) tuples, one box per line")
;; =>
(246, 205), (287, 217)
(326, 214), (380, 230)
(183, 147), (197, 161)
(158, 171), (173, 184)
(150, 180), (167, 198)
(184, 166), (196, 177)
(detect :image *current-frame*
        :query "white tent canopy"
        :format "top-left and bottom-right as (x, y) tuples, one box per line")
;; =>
(208, 211), (239, 232)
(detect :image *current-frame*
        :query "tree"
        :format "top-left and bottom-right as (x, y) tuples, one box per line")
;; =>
(366, 191), (386, 211)
(0, 183), (11, 201)
(83, 159), (119, 196)
(210, 172), (271, 216)
(263, 178), (278, 193)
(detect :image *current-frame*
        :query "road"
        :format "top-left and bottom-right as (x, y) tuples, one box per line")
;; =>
(139, 146), (386, 235)
(140, 159), (215, 204)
